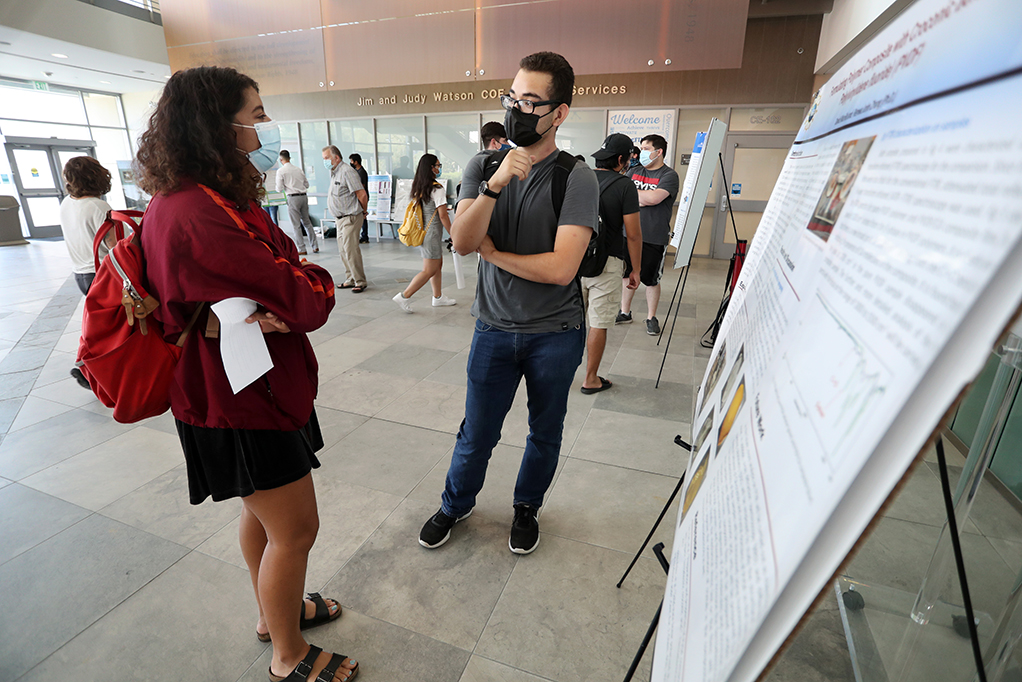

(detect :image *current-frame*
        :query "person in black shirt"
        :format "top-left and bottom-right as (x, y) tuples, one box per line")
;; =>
(580, 133), (641, 394)
(350, 153), (371, 242)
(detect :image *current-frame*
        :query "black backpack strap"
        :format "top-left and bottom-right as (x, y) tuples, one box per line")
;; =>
(551, 151), (576, 220)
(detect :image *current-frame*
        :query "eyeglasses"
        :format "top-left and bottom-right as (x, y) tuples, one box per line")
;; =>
(499, 94), (561, 115)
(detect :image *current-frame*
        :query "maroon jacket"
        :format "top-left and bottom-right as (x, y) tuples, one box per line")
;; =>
(142, 180), (335, 430)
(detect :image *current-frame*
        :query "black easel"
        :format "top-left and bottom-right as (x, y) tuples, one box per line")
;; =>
(654, 265), (692, 389)
(622, 542), (672, 682)
(699, 153), (747, 350)
(617, 435), (690, 588)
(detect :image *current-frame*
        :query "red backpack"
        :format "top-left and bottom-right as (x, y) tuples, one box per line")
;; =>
(75, 209), (203, 423)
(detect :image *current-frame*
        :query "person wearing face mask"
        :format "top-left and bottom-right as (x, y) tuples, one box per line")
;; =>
(322, 145), (369, 293)
(418, 52), (598, 556)
(135, 66), (358, 682)
(629, 146), (641, 169)
(276, 149), (318, 255)
(619, 134), (680, 336)
(480, 120), (510, 151)
(393, 154), (456, 312)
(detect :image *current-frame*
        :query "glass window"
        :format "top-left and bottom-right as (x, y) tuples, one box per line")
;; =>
(83, 93), (125, 128)
(0, 120), (92, 140)
(0, 85), (87, 125)
(26, 196), (62, 228)
(376, 116), (424, 182)
(278, 123), (300, 165)
(329, 119), (376, 174)
(729, 107), (806, 132)
(426, 114), (477, 203)
(90, 127), (132, 210)
(12, 149), (57, 190)
(299, 121), (330, 195)
(554, 109), (604, 162)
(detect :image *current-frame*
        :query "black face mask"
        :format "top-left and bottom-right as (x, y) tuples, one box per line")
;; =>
(504, 106), (557, 148)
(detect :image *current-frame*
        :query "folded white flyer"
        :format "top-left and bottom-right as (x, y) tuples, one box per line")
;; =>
(211, 297), (274, 395)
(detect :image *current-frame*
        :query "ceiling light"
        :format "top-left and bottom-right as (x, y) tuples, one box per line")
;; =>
(99, 80), (111, 84)
(0, 41), (11, 46)
(131, 69), (145, 73)
(51, 52), (69, 59)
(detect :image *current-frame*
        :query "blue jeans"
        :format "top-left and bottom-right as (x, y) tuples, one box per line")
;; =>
(442, 319), (585, 517)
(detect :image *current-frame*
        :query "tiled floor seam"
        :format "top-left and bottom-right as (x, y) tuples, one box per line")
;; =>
(13, 521), (195, 681)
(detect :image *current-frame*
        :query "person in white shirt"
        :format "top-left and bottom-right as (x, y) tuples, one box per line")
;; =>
(392, 154), (456, 312)
(59, 155), (115, 388)
(275, 149), (318, 254)
(322, 145), (369, 292)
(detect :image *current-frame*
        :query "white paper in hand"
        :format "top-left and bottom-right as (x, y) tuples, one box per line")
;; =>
(211, 297), (274, 395)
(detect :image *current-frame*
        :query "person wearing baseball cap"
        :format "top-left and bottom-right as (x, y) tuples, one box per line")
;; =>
(579, 133), (642, 394)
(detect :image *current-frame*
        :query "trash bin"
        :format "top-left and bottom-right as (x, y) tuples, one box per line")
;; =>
(0, 196), (28, 246)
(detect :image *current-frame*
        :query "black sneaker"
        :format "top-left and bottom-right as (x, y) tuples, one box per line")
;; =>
(509, 503), (540, 554)
(615, 311), (632, 325)
(419, 508), (472, 549)
(70, 367), (90, 389)
(646, 317), (661, 336)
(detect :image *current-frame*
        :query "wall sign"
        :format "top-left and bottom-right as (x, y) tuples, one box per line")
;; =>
(607, 110), (677, 166)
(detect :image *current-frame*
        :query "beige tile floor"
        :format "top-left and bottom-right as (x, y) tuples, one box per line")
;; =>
(2, 236), (1021, 682)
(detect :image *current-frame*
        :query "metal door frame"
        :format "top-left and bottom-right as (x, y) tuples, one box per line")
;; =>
(711, 132), (796, 259)
(4, 136), (97, 238)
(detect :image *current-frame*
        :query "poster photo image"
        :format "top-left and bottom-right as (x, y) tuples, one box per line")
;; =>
(701, 340), (727, 412)
(806, 136), (876, 241)
(693, 408), (715, 456)
(681, 446), (711, 523)
(717, 377), (746, 449)
(719, 345), (745, 413)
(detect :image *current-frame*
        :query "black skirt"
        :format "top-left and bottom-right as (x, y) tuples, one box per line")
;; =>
(175, 409), (324, 504)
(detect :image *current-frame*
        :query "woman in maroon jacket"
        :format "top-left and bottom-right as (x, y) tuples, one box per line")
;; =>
(136, 67), (357, 682)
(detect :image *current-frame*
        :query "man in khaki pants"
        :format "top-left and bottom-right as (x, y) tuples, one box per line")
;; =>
(322, 145), (369, 292)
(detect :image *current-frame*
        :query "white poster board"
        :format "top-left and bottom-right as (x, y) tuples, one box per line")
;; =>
(652, 1), (1022, 681)
(391, 179), (413, 226)
(366, 174), (392, 221)
(607, 109), (677, 166)
(671, 118), (727, 269)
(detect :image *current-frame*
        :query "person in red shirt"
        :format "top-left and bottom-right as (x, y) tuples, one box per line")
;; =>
(135, 66), (357, 682)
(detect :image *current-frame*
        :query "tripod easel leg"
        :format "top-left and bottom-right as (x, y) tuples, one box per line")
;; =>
(656, 266), (691, 388)
(617, 437), (690, 588)
(622, 543), (672, 682)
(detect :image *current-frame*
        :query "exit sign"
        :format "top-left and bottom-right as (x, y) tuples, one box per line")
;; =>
(32, 81), (49, 91)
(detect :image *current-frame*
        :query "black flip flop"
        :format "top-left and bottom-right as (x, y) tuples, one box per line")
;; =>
(351, 285), (367, 293)
(339, 282), (356, 289)
(580, 377), (612, 395)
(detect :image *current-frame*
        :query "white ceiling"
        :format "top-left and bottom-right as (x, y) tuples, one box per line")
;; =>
(0, 25), (170, 94)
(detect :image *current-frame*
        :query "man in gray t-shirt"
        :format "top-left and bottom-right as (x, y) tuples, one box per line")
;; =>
(419, 51), (598, 556)
(619, 134), (679, 336)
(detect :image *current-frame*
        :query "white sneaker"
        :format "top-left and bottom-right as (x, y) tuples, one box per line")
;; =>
(393, 291), (413, 313)
(432, 294), (456, 307)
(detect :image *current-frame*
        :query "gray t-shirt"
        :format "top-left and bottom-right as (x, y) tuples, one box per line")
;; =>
(631, 164), (680, 246)
(458, 149), (599, 333)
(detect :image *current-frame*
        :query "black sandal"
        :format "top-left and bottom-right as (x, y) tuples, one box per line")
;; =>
(257, 593), (342, 642)
(268, 645), (358, 682)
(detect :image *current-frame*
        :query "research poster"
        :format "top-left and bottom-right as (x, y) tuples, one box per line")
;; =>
(671, 118), (727, 268)
(652, 1), (1022, 681)
(366, 174), (392, 221)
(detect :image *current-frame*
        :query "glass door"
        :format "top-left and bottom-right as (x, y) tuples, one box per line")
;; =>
(712, 133), (794, 258)
(4, 137), (96, 238)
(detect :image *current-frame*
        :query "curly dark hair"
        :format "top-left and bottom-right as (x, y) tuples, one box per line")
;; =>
(135, 66), (263, 207)
(63, 156), (111, 198)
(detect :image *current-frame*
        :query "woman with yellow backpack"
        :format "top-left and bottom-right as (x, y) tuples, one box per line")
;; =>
(393, 154), (456, 311)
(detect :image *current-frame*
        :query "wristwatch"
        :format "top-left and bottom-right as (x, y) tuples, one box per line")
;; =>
(478, 181), (500, 200)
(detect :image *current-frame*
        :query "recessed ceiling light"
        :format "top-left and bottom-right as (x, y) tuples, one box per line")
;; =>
(164, 74), (171, 78)
(0, 41), (11, 46)
(99, 80), (111, 84)
(131, 69), (145, 73)
(51, 52), (69, 59)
